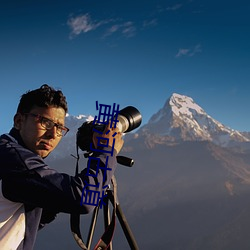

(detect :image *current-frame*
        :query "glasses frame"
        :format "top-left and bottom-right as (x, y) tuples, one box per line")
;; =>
(24, 113), (69, 137)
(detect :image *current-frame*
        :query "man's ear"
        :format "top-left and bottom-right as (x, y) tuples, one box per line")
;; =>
(14, 113), (24, 130)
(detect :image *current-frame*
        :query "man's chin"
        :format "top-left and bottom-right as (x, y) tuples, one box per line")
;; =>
(36, 149), (51, 158)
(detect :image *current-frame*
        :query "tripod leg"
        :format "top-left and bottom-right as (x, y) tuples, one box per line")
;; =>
(115, 203), (139, 250)
(87, 205), (100, 249)
(107, 191), (139, 250)
(103, 196), (112, 250)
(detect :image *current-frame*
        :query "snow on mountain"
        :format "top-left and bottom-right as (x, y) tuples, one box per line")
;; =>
(48, 92), (249, 160)
(139, 93), (250, 147)
(47, 114), (94, 159)
(65, 113), (94, 133)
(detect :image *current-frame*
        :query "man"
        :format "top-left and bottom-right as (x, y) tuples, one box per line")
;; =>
(0, 84), (124, 250)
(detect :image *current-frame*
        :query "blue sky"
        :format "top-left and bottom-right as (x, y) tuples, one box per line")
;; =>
(0, 0), (250, 135)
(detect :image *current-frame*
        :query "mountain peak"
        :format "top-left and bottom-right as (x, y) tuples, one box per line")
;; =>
(139, 93), (250, 146)
(169, 93), (205, 117)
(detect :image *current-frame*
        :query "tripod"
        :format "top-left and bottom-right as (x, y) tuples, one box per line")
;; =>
(70, 176), (139, 250)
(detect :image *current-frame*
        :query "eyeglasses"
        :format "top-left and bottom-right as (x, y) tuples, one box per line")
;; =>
(24, 113), (69, 137)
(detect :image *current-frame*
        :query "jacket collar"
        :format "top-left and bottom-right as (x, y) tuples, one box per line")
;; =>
(8, 127), (26, 148)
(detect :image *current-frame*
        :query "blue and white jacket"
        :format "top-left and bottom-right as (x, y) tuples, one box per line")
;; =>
(0, 128), (117, 250)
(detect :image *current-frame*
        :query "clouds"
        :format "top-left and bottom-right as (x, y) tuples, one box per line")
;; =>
(143, 18), (158, 28)
(66, 1), (194, 41)
(67, 13), (137, 39)
(175, 44), (202, 58)
(66, 5), (202, 59)
(67, 13), (111, 39)
(67, 12), (203, 60)
(103, 21), (136, 39)
(166, 3), (183, 11)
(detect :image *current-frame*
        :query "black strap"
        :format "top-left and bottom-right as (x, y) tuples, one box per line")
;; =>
(70, 213), (88, 250)
(70, 146), (117, 250)
(93, 177), (117, 250)
(70, 192), (117, 250)
(93, 208), (116, 250)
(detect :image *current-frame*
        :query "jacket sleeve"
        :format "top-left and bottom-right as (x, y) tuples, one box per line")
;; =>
(0, 139), (117, 214)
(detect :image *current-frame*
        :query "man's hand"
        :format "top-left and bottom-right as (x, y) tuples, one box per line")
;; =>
(92, 122), (124, 155)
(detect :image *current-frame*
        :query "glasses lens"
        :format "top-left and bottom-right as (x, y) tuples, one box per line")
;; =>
(59, 126), (69, 136)
(35, 115), (68, 137)
(41, 118), (54, 130)
(56, 126), (64, 136)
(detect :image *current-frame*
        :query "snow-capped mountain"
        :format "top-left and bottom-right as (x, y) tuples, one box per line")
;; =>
(48, 92), (249, 160)
(139, 93), (250, 147)
(41, 93), (250, 250)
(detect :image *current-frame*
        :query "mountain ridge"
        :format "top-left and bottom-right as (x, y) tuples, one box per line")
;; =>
(138, 93), (249, 147)
(49, 92), (250, 159)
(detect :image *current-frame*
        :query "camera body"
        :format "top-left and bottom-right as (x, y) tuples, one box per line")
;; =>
(76, 106), (142, 152)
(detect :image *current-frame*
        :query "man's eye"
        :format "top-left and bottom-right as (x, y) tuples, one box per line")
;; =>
(43, 119), (53, 128)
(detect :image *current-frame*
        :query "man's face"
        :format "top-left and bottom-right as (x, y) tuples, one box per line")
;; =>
(15, 106), (66, 158)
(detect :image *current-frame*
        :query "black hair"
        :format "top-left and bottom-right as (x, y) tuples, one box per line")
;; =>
(16, 84), (68, 114)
